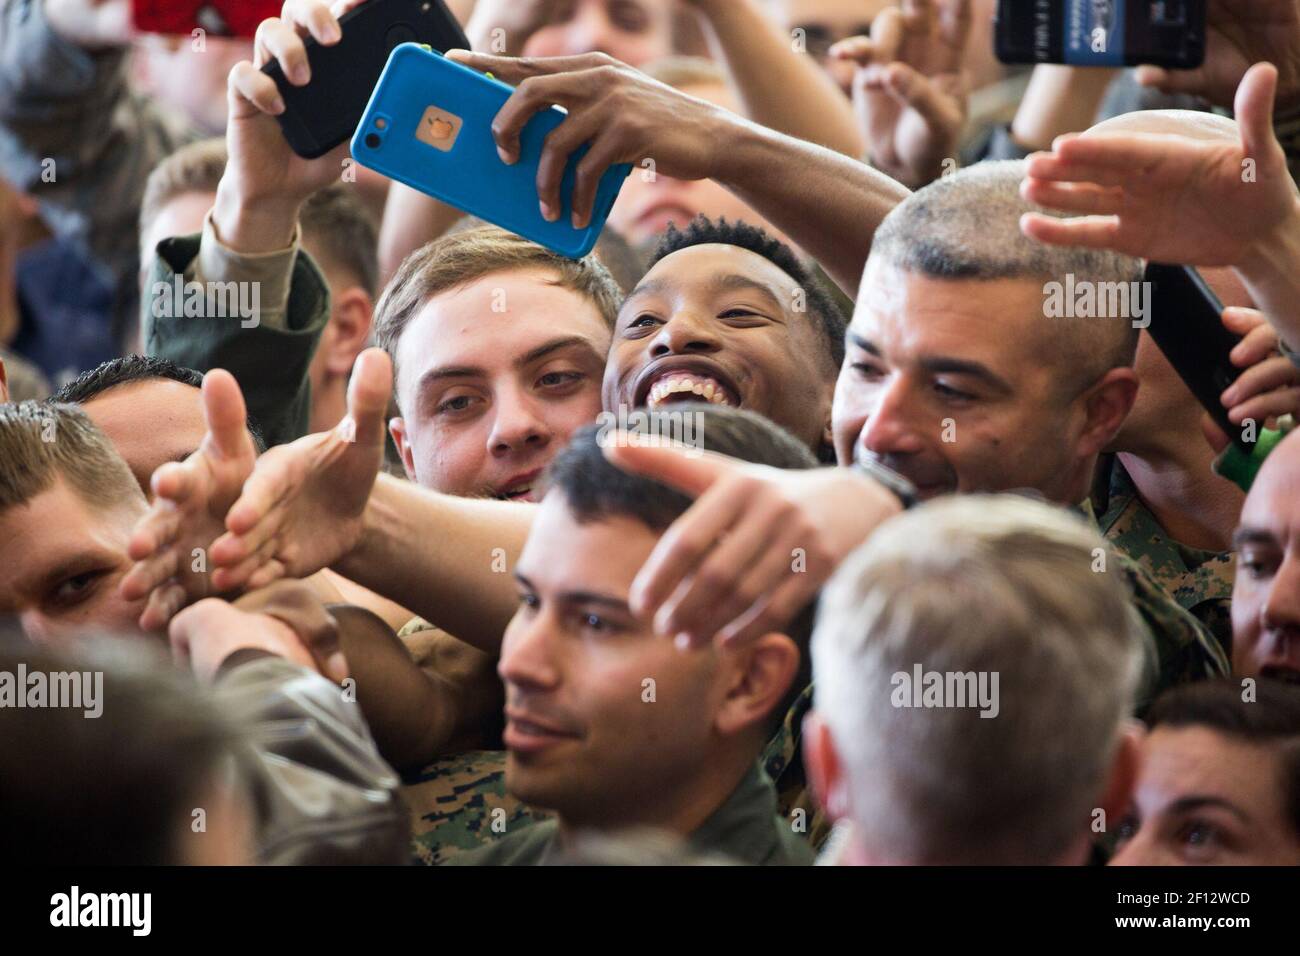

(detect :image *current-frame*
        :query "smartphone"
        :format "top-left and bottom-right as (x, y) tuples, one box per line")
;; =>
(261, 0), (469, 159)
(352, 43), (631, 259)
(994, 0), (1206, 68)
(132, 0), (282, 38)
(1144, 263), (1250, 452)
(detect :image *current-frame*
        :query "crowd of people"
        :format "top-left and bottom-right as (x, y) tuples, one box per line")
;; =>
(1, 0), (1299, 868)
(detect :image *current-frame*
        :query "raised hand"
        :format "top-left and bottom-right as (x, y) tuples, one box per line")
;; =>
(206, 348), (393, 592)
(602, 441), (903, 648)
(215, 0), (369, 253)
(831, 0), (971, 189)
(1020, 63), (1299, 268)
(120, 369), (259, 630)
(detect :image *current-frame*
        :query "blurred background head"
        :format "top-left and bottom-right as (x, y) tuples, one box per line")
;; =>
(0, 633), (256, 864)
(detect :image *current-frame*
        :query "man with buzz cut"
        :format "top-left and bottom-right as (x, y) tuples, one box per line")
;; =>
(450, 405), (818, 865)
(831, 160), (1229, 708)
(806, 494), (1145, 865)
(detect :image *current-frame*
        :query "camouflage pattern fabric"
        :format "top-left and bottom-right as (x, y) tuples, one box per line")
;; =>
(1096, 457), (1235, 660)
(761, 683), (830, 851)
(402, 748), (550, 866)
(1077, 499), (1230, 714)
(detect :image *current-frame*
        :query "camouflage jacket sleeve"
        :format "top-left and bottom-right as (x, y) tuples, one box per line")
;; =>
(1118, 552), (1230, 714)
(143, 232), (329, 447)
(0, 0), (192, 311)
(215, 649), (411, 865)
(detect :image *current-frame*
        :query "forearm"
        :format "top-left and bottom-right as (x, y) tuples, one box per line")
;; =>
(691, 0), (863, 157)
(1236, 199), (1300, 351)
(336, 474), (532, 653)
(1010, 65), (1117, 151)
(715, 118), (909, 296)
(329, 605), (460, 771)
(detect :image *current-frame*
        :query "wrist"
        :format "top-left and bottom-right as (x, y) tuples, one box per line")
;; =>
(212, 178), (302, 254)
(1239, 195), (1300, 278)
(710, 110), (773, 188)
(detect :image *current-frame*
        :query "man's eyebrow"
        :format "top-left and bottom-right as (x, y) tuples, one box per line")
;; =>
(514, 336), (605, 369)
(625, 278), (672, 303)
(1165, 795), (1252, 824)
(511, 573), (630, 611)
(23, 552), (114, 599)
(707, 272), (785, 310)
(917, 356), (1013, 393)
(415, 363), (486, 394)
(848, 333), (881, 357)
(558, 590), (631, 611)
(1233, 527), (1278, 549)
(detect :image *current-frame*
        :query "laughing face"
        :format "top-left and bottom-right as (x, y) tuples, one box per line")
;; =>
(1231, 434), (1300, 683)
(602, 244), (834, 453)
(390, 268), (611, 501)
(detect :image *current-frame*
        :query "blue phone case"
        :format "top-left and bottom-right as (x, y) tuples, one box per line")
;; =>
(352, 44), (631, 258)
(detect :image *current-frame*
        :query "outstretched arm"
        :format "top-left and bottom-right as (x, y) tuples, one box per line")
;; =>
(445, 49), (909, 296)
(1020, 62), (1300, 352)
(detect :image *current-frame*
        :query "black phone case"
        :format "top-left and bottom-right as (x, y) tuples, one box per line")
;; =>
(261, 0), (469, 159)
(1144, 263), (1248, 451)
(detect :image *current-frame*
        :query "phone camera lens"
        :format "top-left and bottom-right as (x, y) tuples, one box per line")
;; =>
(365, 133), (381, 149)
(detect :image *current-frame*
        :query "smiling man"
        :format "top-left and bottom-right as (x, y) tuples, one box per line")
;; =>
(607, 217), (846, 459)
(450, 406), (817, 865)
(830, 160), (1228, 706)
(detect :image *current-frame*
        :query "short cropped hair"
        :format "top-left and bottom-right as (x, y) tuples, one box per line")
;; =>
(52, 355), (266, 453)
(543, 404), (818, 724)
(0, 401), (142, 513)
(651, 216), (846, 371)
(868, 160), (1142, 390)
(813, 493), (1144, 864)
(1146, 679), (1300, 839)
(374, 225), (625, 394)
(140, 137), (379, 295)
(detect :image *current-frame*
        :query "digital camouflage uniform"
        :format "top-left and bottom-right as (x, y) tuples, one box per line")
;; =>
(445, 760), (814, 866)
(1078, 499), (1230, 713)
(402, 748), (550, 866)
(405, 685), (822, 864)
(1094, 456), (1235, 660)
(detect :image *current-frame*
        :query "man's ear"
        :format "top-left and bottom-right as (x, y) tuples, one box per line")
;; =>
(714, 633), (800, 738)
(1079, 367), (1140, 458)
(0, 355), (9, 404)
(325, 287), (375, 377)
(388, 417), (417, 482)
(802, 710), (852, 823)
(1097, 719), (1144, 831)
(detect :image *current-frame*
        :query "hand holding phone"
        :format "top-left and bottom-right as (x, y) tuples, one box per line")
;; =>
(352, 44), (630, 257)
(260, 0), (469, 159)
(213, 0), (366, 255)
(1144, 263), (1251, 452)
(442, 50), (726, 230)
